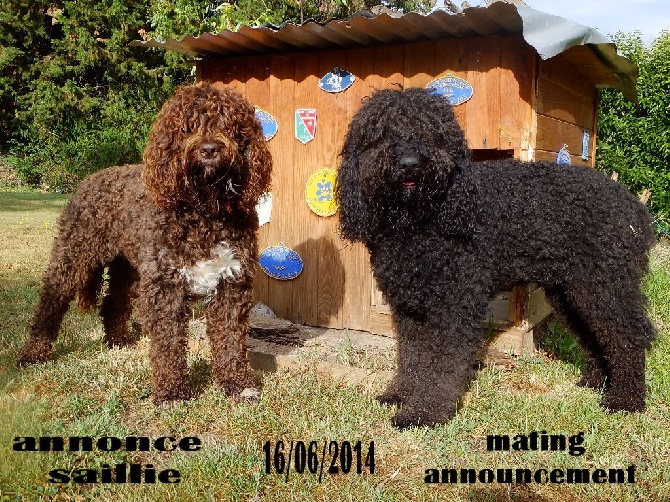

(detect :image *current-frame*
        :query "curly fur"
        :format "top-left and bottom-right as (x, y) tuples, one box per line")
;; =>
(18, 83), (272, 403)
(337, 88), (656, 427)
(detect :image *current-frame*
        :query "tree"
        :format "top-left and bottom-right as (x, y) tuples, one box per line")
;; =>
(0, 0), (57, 146)
(597, 31), (670, 233)
(3, 0), (434, 190)
(149, 0), (435, 41)
(1, 0), (192, 189)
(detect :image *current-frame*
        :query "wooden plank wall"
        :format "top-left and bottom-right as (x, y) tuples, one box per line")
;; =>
(535, 54), (598, 166)
(200, 34), (537, 334)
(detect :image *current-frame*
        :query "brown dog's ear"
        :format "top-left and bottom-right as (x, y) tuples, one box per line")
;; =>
(239, 121), (273, 213)
(142, 93), (188, 210)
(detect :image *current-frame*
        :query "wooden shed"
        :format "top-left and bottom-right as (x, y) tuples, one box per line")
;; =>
(134, 3), (637, 349)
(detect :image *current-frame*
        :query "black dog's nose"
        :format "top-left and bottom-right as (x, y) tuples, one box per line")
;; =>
(399, 154), (421, 170)
(200, 143), (220, 159)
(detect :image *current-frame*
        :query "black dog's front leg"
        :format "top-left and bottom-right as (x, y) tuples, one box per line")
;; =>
(371, 239), (491, 427)
(388, 312), (484, 428)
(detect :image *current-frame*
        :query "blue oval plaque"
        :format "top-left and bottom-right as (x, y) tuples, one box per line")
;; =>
(319, 68), (356, 93)
(255, 107), (278, 141)
(426, 74), (474, 106)
(259, 244), (303, 280)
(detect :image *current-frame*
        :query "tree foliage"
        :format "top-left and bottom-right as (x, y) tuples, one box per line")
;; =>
(1, 0), (192, 190)
(149, 0), (434, 40)
(2, 1), (666, 211)
(2, 0), (434, 191)
(597, 31), (670, 229)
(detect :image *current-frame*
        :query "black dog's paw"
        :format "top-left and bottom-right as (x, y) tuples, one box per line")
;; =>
(390, 401), (457, 429)
(376, 391), (405, 406)
(601, 393), (645, 414)
(576, 365), (607, 390)
(577, 375), (606, 390)
(376, 379), (415, 406)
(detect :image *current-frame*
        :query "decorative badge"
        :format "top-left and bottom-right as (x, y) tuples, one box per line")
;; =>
(581, 130), (590, 160)
(255, 107), (278, 141)
(426, 74), (474, 106)
(255, 192), (273, 227)
(295, 109), (317, 144)
(556, 144), (571, 165)
(259, 243), (303, 280)
(318, 68), (356, 93)
(305, 168), (338, 216)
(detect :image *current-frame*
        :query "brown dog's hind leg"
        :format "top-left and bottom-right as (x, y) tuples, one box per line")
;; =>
(101, 257), (139, 348)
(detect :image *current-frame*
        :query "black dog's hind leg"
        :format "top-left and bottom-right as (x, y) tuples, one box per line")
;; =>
(580, 290), (652, 413)
(549, 278), (653, 413)
(544, 286), (609, 390)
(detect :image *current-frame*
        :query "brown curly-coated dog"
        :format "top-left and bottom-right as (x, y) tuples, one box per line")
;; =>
(18, 83), (272, 403)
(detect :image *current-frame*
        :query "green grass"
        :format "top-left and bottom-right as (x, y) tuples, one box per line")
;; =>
(1, 191), (670, 501)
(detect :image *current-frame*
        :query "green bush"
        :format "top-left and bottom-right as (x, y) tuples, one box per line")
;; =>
(7, 89), (173, 190)
(597, 31), (670, 236)
(1, 0), (192, 191)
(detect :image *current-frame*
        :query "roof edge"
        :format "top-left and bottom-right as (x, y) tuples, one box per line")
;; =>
(131, 3), (638, 100)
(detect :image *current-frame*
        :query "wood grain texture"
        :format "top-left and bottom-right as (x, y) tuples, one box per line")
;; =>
(198, 34), (600, 335)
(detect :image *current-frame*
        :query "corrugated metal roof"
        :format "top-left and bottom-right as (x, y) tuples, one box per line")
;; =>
(131, 2), (637, 100)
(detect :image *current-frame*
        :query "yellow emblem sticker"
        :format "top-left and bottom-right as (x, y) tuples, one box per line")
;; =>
(304, 168), (338, 217)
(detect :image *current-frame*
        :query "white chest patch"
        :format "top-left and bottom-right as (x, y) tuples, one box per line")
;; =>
(179, 242), (242, 296)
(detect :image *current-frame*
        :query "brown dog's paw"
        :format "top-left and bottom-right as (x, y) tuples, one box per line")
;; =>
(152, 386), (192, 405)
(236, 387), (261, 404)
(17, 347), (53, 367)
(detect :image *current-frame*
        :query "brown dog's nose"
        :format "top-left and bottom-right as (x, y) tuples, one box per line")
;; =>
(200, 143), (220, 159)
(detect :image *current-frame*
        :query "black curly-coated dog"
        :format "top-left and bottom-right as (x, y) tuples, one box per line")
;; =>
(337, 88), (655, 427)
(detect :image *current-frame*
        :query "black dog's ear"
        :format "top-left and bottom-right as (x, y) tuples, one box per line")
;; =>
(336, 156), (370, 244)
(437, 165), (480, 240)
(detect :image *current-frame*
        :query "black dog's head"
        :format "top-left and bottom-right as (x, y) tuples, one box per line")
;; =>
(336, 88), (469, 244)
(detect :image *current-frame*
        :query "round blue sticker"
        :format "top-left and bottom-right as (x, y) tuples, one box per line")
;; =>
(426, 74), (474, 106)
(255, 107), (278, 141)
(259, 244), (303, 280)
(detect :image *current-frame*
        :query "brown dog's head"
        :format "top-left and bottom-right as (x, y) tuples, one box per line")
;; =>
(142, 83), (272, 216)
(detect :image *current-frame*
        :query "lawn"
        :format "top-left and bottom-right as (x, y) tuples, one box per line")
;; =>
(1, 191), (669, 501)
